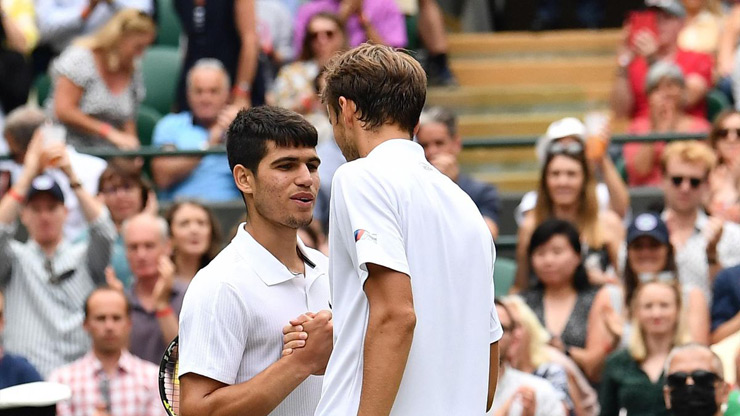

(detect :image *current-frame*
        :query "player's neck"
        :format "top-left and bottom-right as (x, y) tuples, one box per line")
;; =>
(354, 124), (411, 157)
(243, 221), (303, 273)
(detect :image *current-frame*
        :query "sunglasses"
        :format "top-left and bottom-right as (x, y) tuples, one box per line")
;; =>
(45, 258), (75, 284)
(717, 128), (740, 139)
(670, 176), (704, 189)
(666, 370), (720, 389)
(547, 142), (584, 156)
(309, 29), (337, 41)
(637, 271), (676, 284)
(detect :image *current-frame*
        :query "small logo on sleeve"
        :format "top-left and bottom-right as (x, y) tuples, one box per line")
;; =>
(354, 229), (377, 243)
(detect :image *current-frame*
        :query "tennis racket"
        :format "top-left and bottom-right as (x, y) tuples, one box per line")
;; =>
(159, 336), (180, 416)
(0, 382), (71, 409)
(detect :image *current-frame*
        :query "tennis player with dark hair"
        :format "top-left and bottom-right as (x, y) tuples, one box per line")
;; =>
(289, 43), (503, 415)
(177, 105), (332, 416)
(49, 286), (160, 416)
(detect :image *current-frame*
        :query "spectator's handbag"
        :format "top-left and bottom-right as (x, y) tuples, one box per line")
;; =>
(0, 21), (32, 113)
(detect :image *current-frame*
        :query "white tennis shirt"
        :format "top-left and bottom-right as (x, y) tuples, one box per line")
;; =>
(316, 139), (503, 415)
(178, 224), (330, 416)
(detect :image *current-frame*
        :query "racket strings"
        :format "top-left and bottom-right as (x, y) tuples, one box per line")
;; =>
(161, 343), (180, 416)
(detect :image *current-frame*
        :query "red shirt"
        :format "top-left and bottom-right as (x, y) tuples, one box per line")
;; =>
(628, 50), (714, 119)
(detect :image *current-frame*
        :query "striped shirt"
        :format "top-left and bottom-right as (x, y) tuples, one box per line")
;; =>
(49, 350), (162, 416)
(0, 210), (116, 377)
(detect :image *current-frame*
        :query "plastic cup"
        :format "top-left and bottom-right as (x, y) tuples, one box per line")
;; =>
(40, 124), (66, 167)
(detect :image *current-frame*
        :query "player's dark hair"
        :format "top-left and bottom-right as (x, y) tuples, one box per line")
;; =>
(322, 43), (427, 137)
(84, 286), (131, 320)
(226, 105), (318, 173)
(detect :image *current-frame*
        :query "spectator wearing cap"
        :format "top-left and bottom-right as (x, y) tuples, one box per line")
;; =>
(623, 61), (711, 187)
(660, 140), (740, 305)
(612, 0), (713, 121)
(593, 212), (709, 352)
(416, 106), (501, 238)
(515, 117), (630, 224)
(0, 106), (107, 241)
(663, 343), (730, 416)
(0, 130), (116, 376)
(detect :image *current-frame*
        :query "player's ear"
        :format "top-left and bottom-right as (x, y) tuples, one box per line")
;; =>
(233, 164), (255, 196)
(339, 97), (354, 126)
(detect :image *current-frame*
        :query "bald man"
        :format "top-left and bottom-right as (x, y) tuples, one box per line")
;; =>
(664, 343), (730, 416)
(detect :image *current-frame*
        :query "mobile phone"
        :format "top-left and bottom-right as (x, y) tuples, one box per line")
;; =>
(628, 10), (658, 48)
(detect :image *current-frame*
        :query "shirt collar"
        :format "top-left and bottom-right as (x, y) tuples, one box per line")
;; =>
(660, 209), (708, 234)
(232, 223), (322, 287)
(84, 350), (134, 375)
(366, 138), (423, 160)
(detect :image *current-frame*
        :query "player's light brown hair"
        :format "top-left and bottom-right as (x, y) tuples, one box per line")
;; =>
(322, 43), (427, 137)
(660, 140), (717, 176)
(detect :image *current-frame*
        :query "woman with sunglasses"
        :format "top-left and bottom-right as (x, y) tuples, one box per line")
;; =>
(596, 212), (709, 349)
(707, 110), (740, 223)
(270, 12), (347, 116)
(515, 135), (624, 292)
(599, 279), (691, 416)
(519, 219), (615, 382)
(622, 61), (710, 187)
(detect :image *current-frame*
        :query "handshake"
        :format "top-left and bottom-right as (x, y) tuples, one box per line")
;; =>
(281, 310), (334, 376)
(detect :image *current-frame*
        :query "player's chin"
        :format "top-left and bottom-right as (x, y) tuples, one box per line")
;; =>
(287, 214), (313, 229)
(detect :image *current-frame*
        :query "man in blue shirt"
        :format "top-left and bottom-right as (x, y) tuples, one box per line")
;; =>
(151, 59), (241, 202)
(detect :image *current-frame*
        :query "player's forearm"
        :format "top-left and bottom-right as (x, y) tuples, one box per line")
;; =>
(488, 341), (500, 411)
(358, 308), (416, 416)
(181, 357), (311, 416)
(711, 312), (740, 344)
(600, 157), (630, 218)
(150, 157), (201, 189)
(610, 75), (633, 119)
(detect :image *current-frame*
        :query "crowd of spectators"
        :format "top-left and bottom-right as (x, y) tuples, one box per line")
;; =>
(8, 0), (740, 415)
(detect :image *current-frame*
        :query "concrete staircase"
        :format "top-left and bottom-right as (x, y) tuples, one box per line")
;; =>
(428, 29), (622, 191)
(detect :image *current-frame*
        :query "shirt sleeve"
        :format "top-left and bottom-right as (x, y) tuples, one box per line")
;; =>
(332, 166), (410, 284)
(178, 279), (250, 384)
(711, 267), (739, 331)
(475, 183), (501, 223)
(86, 209), (116, 285)
(0, 222), (17, 288)
(53, 47), (96, 89)
(598, 354), (621, 416)
(490, 280), (503, 343)
(152, 115), (206, 150)
(35, 0), (84, 43)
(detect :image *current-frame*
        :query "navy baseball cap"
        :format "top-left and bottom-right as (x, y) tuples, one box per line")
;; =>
(26, 175), (65, 203)
(627, 212), (669, 245)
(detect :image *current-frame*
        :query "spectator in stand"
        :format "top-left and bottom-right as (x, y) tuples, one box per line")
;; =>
(0, 134), (116, 376)
(394, 0), (456, 85)
(270, 12), (347, 116)
(515, 117), (631, 224)
(0, 291), (43, 389)
(47, 9), (155, 150)
(711, 264), (740, 343)
(122, 213), (185, 364)
(599, 280), (691, 416)
(515, 134), (624, 291)
(660, 141), (740, 302)
(0, 106), (107, 241)
(520, 219), (615, 382)
(48, 287), (161, 416)
(151, 59), (241, 202)
(594, 212), (709, 347)
(612, 0), (712, 120)
(164, 200), (221, 285)
(501, 296), (574, 416)
(256, 0), (295, 80)
(490, 299), (566, 416)
(678, 0), (723, 55)
(416, 106), (501, 239)
(504, 295), (600, 416)
(623, 61), (711, 187)
(663, 343), (730, 416)
(95, 160), (157, 289)
(35, 0), (153, 56)
(174, 0), (261, 111)
(707, 110), (740, 223)
(293, 0), (407, 58)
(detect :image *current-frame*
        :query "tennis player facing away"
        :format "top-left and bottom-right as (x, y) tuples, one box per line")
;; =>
(284, 43), (503, 415)
(177, 105), (333, 416)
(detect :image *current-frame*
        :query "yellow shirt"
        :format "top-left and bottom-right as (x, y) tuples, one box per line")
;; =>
(2, 0), (38, 54)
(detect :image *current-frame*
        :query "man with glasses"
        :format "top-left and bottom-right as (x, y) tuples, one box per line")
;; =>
(0, 131), (116, 376)
(660, 140), (740, 303)
(664, 343), (729, 416)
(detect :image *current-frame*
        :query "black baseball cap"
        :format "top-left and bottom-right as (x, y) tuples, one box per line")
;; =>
(26, 175), (65, 203)
(627, 212), (669, 245)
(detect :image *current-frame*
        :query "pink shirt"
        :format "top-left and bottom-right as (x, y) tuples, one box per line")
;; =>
(48, 351), (161, 416)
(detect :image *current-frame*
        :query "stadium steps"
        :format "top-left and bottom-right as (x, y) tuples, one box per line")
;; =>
(439, 29), (621, 192)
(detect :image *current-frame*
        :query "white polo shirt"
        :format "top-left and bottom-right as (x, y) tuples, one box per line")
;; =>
(317, 139), (503, 416)
(179, 224), (330, 416)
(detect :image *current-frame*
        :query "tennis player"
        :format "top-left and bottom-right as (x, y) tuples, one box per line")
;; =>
(177, 106), (332, 416)
(312, 44), (502, 415)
